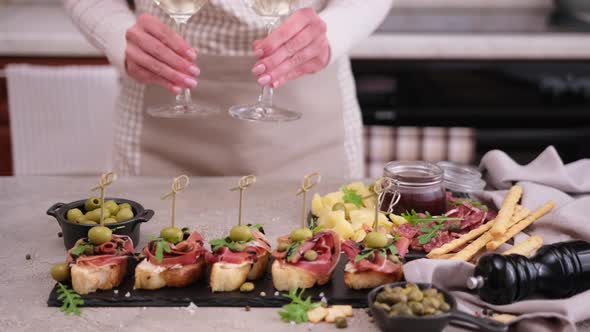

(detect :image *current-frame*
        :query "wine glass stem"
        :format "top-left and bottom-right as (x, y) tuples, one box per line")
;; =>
(174, 21), (193, 108)
(257, 21), (277, 109)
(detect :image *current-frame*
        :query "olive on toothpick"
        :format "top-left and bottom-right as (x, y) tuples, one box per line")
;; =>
(87, 172), (117, 245)
(363, 177), (395, 249)
(160, 175), (190, 244)
(290, 172), (321, 242)
(229, 175), (256, 241)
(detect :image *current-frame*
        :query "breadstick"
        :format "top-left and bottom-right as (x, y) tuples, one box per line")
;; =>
(451, 207), (531, 262)
(487, 201), (555, 251)
(428, 253), (456, 259)
(490, 186), (523, 238)
(501, 235), (544, 257)
(426, 205), (527, 258)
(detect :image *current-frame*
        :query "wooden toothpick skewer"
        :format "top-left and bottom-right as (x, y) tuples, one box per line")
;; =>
(230, 175), (256, 226)
(296, 172), (321, 229)
(372, 177), (394, 231)
(90, 172), (117, 226)
(161, 175), (190, 228)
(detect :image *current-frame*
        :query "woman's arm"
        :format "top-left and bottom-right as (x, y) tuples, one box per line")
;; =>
(62, 0), (136, 74)
(251, 0), (394, 88)
(320, 0), (394, 64)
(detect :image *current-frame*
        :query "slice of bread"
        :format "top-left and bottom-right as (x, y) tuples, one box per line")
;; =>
(210, 253), (269, 292)
(343, 263), (403, 290)
(134, 257), (206, 290)
(271, 260), (331, 291)
(71, 262), (127, 295)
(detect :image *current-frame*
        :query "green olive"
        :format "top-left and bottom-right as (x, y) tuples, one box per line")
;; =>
(229, 225), (252, 242)
(423, 297), (441, 310)
(332, 202), (346, 212)
(408, 289), (424, 302)
(104, 217), (118, 224)
(50, 263), (70, 282)
(303, 250), (318, 261)
(423, 306), (436, 315)
(103, 200), (119, 215)
(239, 282), (255, 293)
(409, 301), (424, 315)
(290, 228), (313, 241)
(88, 226), (112, 245)
(115, 208), (134, 222)
(86, 208), (110, 222)
(440, 302), (450, 312)
(277, 242), (290, 252)
(66, 209), (83, 222)
(160, 226), (184, 244)
(364, 232), (388, 248)
(423, 288), (438, 297)
(84, 197), (102, 212)
(388, 254), (401, 264)
(77, 218), (97, 225)
(118, 203), (132, 211)
(334, 316), (348, 329)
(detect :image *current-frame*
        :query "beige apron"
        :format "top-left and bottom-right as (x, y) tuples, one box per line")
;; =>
(114, 0), (364, 178)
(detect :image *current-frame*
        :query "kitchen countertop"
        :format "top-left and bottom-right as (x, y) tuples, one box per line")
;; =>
(1, 4), (590, 60)
(1, 175), (590, 332)
(0, 175), (467, 332)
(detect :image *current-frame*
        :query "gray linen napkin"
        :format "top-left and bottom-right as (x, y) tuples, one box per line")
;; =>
(402, 146), (590, 332)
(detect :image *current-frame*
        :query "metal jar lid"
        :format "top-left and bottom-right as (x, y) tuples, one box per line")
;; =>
(383, 161), (444, 187)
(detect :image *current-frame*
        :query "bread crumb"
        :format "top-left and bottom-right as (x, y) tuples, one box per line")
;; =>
(245, 305), (251, 312)
(185, 302), (198, 315)
(113, 290), (119, 294)
(124, 292), (131, 298)
(319, 292), (325, 297)
(260, 291), (266, 297)
(274, 291), (280, 296)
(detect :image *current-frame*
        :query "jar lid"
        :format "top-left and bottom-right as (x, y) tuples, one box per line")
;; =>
(436, 161), (486, 193)
(384, 161), (444, 187)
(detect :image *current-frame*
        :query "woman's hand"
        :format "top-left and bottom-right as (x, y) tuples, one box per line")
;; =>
(251, 8), (331, 89)
(125, 14), (200, 94)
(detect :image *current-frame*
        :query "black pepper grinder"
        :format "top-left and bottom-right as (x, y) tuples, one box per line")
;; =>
(466, 240), (590, 305)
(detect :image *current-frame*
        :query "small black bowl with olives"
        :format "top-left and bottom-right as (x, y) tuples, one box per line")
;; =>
(47, 197), (154, 249)
(368, 282), (508, 332)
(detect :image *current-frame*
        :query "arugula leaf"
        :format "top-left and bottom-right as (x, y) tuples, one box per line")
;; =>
(311, 224), (324, 235)
(417, 220), (446, 245)
(341, 187), (363, 208)
(452, 198), (489, 211)
(355, 248), (376, 262)
(386, 243), (398, 256)
(70, 244), (92, 256)
(209, 237), (252, 252)
(401, 210), (462, 226)
(57, 282), (84, 316)
(278, 289), (321, 324)
(153, 238), (171, 263)
(286, 240), (304, 263)
(249, 224), (264, 231)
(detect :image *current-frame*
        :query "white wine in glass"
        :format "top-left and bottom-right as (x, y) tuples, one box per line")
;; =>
(149, 0), (217, 118)
(229, 0), (302, 122)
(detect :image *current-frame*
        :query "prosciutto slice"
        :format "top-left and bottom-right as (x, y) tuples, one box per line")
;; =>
(341, 239), (407, 274)
(272, 230), (341, 279)
(206, 228), (270, 265)
(67, 234), (134, 267)
(144, 231), (206, 266)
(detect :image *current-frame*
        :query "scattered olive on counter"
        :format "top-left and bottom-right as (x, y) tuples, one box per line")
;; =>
(88, 226), (113, 245)
(373, 284), (451, 317)
(50, 263), (71, 282)
(240, 282), (255, 293)
(335, 316), (348, 329)
(160, 226), (184, 244)
(290, 228), (313, 241)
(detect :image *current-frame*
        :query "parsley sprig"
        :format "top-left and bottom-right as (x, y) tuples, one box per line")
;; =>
(278, 288), (321, 324)
(57, 282), (84, 316)
(417, 220), (447, 245)
(209, 236), (252, 252)
(70, 243), (93, 256)
(341, 187), (363, 208)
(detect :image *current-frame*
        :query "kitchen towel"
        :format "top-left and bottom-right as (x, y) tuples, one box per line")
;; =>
(403, 146), (590, 332)
(6, 64), (118, 175)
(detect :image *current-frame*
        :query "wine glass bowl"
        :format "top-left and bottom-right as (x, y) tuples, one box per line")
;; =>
(149, 0), (217, 118)
(229, 0), (302, 122)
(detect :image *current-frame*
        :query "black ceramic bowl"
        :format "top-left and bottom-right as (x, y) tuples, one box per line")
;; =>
(368, 282), (508, 332)
(47, 198), (154, 249)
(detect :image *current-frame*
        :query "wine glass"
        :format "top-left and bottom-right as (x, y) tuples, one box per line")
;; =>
(229, 0), (302, 122)
(148, 0), (218, 118)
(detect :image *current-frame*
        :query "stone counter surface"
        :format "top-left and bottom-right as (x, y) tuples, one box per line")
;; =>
(0, 176), (473, 332)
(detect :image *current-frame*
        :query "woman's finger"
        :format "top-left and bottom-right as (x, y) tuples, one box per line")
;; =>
(127, 61), (181, 94)
(137, 14), (197, 61)
(126, 43), (197, 89)
(126, 26), (199, 77)
(252, 18), (326, 76)
(258, 35), (325, 87)
(271, 57), (324, 89)
(253, 8), (316, 57)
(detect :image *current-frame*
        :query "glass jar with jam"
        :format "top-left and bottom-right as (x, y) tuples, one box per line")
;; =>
(436, 161), (486, 198)
(381, 161), (447, 216)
